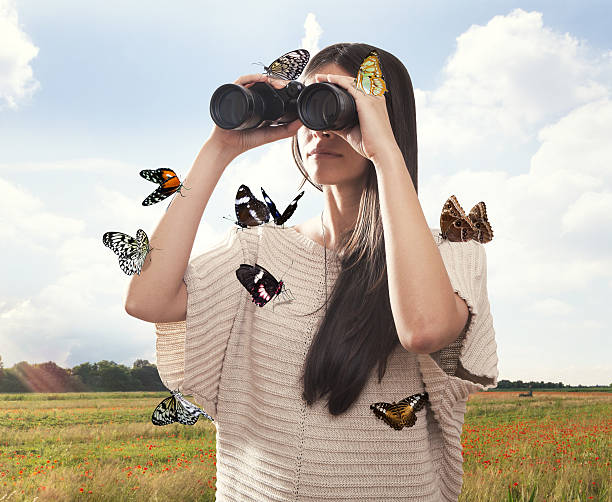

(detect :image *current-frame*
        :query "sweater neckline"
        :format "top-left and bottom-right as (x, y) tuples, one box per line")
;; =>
(286, 225), (336, 258)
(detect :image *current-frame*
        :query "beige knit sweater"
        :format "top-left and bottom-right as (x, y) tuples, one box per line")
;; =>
(155, 224), (498, 501)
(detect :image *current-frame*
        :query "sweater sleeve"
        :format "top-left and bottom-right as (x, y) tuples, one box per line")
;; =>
(417, 230), (499, 426)
(155, 226), (254, 419)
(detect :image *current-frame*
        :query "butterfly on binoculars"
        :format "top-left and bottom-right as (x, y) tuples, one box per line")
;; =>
(258, 49), (310, 81)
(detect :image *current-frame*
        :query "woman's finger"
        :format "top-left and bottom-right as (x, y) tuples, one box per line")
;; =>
(233, 74), (288, 89)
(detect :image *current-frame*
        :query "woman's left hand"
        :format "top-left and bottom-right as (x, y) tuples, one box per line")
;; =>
(313, 73), (399, 163)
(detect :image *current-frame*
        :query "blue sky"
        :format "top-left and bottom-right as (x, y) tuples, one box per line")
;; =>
(1, 0), (611, 385)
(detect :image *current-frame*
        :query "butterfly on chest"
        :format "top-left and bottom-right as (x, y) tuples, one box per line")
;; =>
(235, 263), (294, 308)
(439, 195), (494, 244)
(370, 392), (429, 431)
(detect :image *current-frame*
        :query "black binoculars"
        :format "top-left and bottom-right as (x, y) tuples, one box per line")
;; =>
(210, 80), (358, 131)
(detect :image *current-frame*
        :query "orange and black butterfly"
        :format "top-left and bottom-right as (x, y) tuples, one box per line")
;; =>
(440, 195), (493, 244)
(370, 392), (429, 431)
(140, 168), (187, 206)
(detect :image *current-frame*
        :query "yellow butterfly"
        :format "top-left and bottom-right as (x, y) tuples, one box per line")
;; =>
(355, 50), (388, 96)
(370, 392), (428, 430)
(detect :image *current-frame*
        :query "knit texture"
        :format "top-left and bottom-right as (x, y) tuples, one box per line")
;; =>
(155, 225), (498, 501)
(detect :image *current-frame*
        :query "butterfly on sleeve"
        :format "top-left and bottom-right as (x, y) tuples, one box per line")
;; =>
(259, 49), (310, 81)
(102, 229), (151, 276)
(151, 390), (213, 426)
(140, 168), (188, 206)
(235, 263), (294, 307)
(370, 392), (429, 431)
(231, 184), (304, 228)
(439, 195), (494, 243)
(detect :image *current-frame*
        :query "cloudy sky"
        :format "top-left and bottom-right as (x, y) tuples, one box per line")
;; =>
(1, 0), (611, 385)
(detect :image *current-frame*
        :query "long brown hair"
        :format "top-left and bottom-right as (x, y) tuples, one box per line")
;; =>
(292, 43), (418, 415)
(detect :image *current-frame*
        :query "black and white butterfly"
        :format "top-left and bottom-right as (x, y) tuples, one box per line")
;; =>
(261, 49), (310, 80)
(233, 184), (271, 228)
(151, 390), (213, 426)
(102, 229), (151, 276)
(235, 263), (293, 307)
(261, 187), (304, 226)
(370, 392), (429, 431)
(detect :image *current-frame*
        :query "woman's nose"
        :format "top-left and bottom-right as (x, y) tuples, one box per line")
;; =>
(312, 130), (331, 138)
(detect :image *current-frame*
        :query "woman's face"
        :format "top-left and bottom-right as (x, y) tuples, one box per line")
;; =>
(296, 63), (371, 188)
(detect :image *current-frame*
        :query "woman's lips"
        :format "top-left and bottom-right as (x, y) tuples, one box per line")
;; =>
(308, 149), (342, 158)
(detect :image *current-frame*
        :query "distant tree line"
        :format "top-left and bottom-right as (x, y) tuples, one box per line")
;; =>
(493, 379), (611, 390)
(0, 356), (165, 393)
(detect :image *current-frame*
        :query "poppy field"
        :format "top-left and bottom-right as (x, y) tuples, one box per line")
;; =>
(0, 391), (609, 501)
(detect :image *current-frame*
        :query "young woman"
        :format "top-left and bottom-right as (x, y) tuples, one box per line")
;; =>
(126, 43), (498, 502)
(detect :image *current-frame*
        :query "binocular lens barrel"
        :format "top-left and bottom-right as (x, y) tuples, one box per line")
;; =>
(209, 81), (357, 131)
(297, 83), (357, 131)
(210, 84), (264, 130)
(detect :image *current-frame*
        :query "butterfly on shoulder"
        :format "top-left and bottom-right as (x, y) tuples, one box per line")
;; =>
(259, 49), (310, 81)
(235, 263), (294, 307)
(140, 168), (188, 206)
(261, 187), (304, 226)
(355, 50), (388, 96)
(151, 390), (213, 426)
(439, 195), (493, 244)
(102, 229), (151, 275)
(370, 391), (429, 431)
(232, 184), (271, 228)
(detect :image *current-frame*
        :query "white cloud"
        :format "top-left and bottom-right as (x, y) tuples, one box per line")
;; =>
(300, 13), (322, 60)
(0, 158), (145, 171)
(0, 179), (85, 250)
(0, 0), (40, 108)
(416, 10), (612, 386)
(417, 9), (610, 156)
(525, 298), (575, 316)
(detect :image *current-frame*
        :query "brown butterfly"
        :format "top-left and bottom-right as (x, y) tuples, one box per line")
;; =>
(370, 392), (429, 431)
(440, 195), (493, 244)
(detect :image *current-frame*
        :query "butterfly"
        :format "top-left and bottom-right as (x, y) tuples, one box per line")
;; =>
(355, 50), (388, 96)
(140, 168), (188, 206)
(102, 229), (151, 275)
(370, 392), (429, 431)
(439, 195), (494, 244)
(233, 184), (271, 228)
(151, 390), (213, 426)
(467, 201), (494, 244)
(235, 263), (293, 307)
(261, 49), (310, 80)
(261, 187), (304, 226)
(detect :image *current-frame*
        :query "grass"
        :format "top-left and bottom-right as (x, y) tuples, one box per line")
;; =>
(0, 391), (609, 501)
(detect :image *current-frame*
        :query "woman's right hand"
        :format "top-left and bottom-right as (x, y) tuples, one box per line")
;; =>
(207, 74), (303, 158)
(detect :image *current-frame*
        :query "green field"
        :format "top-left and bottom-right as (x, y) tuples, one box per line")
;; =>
(0, 391), (609, 501)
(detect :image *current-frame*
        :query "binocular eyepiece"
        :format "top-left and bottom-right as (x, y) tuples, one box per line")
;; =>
(210, 80), (358, 131)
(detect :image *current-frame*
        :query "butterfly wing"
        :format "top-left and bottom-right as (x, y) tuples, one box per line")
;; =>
(355, 50), (388, 96)
(236, 263), (281, 307)
(235, 184), (270, 227)
(264, 49), (310, 80)
(370, 392), (429, 430)
(174, 392), (214, 425)
(141, 168), (182, 206)
(103, 229), (150, 276)
(151, 394), (178, 426)
(468, 202), (493, 244)
(440, 195), (476, 242)
(103, 231), (138, 257)
(261, 188), (304, 226)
